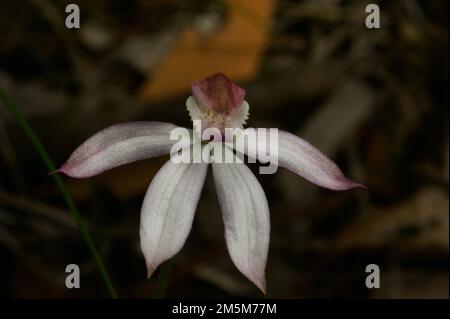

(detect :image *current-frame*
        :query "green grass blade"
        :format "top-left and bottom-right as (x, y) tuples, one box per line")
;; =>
(153, 260), (173, 298)
(0, 88), (118, 298)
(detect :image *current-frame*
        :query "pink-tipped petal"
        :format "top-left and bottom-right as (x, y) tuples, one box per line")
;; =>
(277, 130), (365, 190)
(235, 129), (365, 190)
(58, 122), (179, 178)
(140, 160), (208, 278)
(212, 146), (270, 294)
(191, 73), (246, 115)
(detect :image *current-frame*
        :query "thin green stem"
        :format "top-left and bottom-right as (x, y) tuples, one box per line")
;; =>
(0, 89), (118, 298)
(153, 260), (173, 298)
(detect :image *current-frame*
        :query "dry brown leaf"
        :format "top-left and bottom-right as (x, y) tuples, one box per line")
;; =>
(332, 187), (449, 253)
(138, 0), (276, 102)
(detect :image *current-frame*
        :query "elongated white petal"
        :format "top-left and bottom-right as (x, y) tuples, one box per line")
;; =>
(235, 129), (364, 190)
(58, 122), (180, 178)
(212, 147), (270, 293)
(140, 160), (208, 278)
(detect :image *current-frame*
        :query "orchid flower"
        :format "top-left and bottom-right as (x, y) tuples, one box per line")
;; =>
(57, 73), (364, 294)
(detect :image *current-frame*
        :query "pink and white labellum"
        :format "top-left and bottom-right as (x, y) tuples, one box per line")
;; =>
(188, 73), (249, 137)
(57, 72), (365, 294)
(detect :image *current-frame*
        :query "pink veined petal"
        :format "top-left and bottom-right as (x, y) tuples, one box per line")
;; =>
(235, 128), (365, 190)
(212, 146), (270, 294)
(57, 121), (180, 178)
(140, 159), (208, 278)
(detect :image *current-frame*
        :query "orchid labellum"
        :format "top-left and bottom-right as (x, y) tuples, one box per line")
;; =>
(57, 73), (364, 293)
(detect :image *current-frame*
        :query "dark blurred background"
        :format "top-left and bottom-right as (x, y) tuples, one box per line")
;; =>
(0, 0), (448, 298)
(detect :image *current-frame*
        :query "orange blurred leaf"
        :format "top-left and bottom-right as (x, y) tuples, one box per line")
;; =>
(139, 0), (276, 102)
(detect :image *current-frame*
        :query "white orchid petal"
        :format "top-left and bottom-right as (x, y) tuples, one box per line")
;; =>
(140, 160), (208, 277)
(212, 147), (270, 293)
(236, 129), (364, 190)
(277, 130), (365, 190)
(58, 122), (180, 178)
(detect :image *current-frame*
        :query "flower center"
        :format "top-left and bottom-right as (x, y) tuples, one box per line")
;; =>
(186, 73), (249, 138)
